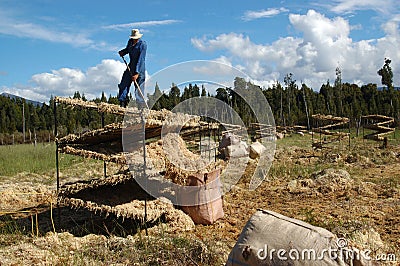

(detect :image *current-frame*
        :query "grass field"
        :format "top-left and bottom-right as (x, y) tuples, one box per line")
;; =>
(0, 143), (108, 182)
(0, 143), (56, 177)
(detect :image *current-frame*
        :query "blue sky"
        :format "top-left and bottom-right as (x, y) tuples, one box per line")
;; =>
(0, 0), (399, 102)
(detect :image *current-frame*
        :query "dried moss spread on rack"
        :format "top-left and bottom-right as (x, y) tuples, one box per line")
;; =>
(362, 114), (395, 141)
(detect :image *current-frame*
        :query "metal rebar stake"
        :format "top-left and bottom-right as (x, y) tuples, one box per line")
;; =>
(141, 109), (148, 236)
(199, 127), (202, 154)
(214, 127), (217, 163)
(101, 113), (107, 178)
(53, 99), (61, 230)
(362, 118), (365, 144)
(208, 123), (211, 161)
(54, 100), (59, 192)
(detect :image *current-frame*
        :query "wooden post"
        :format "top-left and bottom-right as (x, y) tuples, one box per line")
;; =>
(347, 119), (350, 149)
(393, 120), (396, 140)
(311, 117), (314, 147)
(303, 84), (310, 130)
(22, 103), (25, 143)
(318, 120), (322, 147)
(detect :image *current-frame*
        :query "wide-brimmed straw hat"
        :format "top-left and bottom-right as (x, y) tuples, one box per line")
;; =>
(130, 29), (143, 39)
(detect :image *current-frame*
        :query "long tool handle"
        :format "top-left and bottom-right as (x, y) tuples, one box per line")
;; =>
(134, 79), (149, 109)
(121, 56), (148, 109)
(121, 56), (131, 73)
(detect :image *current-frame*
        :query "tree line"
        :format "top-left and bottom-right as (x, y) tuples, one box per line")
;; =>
(0, 59), (398, 144)
(0, 92), (121, 144)
(146, 76), (399, 128)
(147, 59), (399, 128)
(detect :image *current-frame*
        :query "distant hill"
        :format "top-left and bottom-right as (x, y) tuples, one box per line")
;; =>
(0, 92), (43, 107)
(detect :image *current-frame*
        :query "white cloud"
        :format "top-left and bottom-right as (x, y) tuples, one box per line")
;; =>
(192, 32), (302, 81)
(1, 84), (50, 104)
(0, 8), (181, 51)
(2, 60), (126, 102)
(242, 8), (289, 21)
(0, 10), (94, 48)
(290, 10), (352, 72)
(330, 0), (397, 14)
(191, 9), (400, 90)
(102, 20), (182, 31)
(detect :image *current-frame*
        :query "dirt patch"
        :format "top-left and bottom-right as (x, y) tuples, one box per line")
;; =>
(184, 141), (400, 261)
(287, 168), (354, 194)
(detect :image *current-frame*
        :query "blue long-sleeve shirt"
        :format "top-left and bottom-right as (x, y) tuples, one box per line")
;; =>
(120, 38), (147, 76)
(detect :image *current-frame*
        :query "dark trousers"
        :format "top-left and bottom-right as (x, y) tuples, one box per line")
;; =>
(118, 69), (145, 104)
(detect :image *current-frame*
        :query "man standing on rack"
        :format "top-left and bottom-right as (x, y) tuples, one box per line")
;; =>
(118, 29), (147, 108)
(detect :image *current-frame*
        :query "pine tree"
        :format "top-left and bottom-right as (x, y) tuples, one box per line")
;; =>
(0, 108), (6, 133)
(73, 91), (81, 99)
(377, 58), (395, 119)
(100, 92), (107, 102)
(334, 66), (343, 116)
(377, 58), (393, 89)
(169, 83), (181, 109)
(192, 84), (200, 97)
(201, 85), (207, 97)
(147, 82), (163, 110)
(284, 73), (292, 125)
